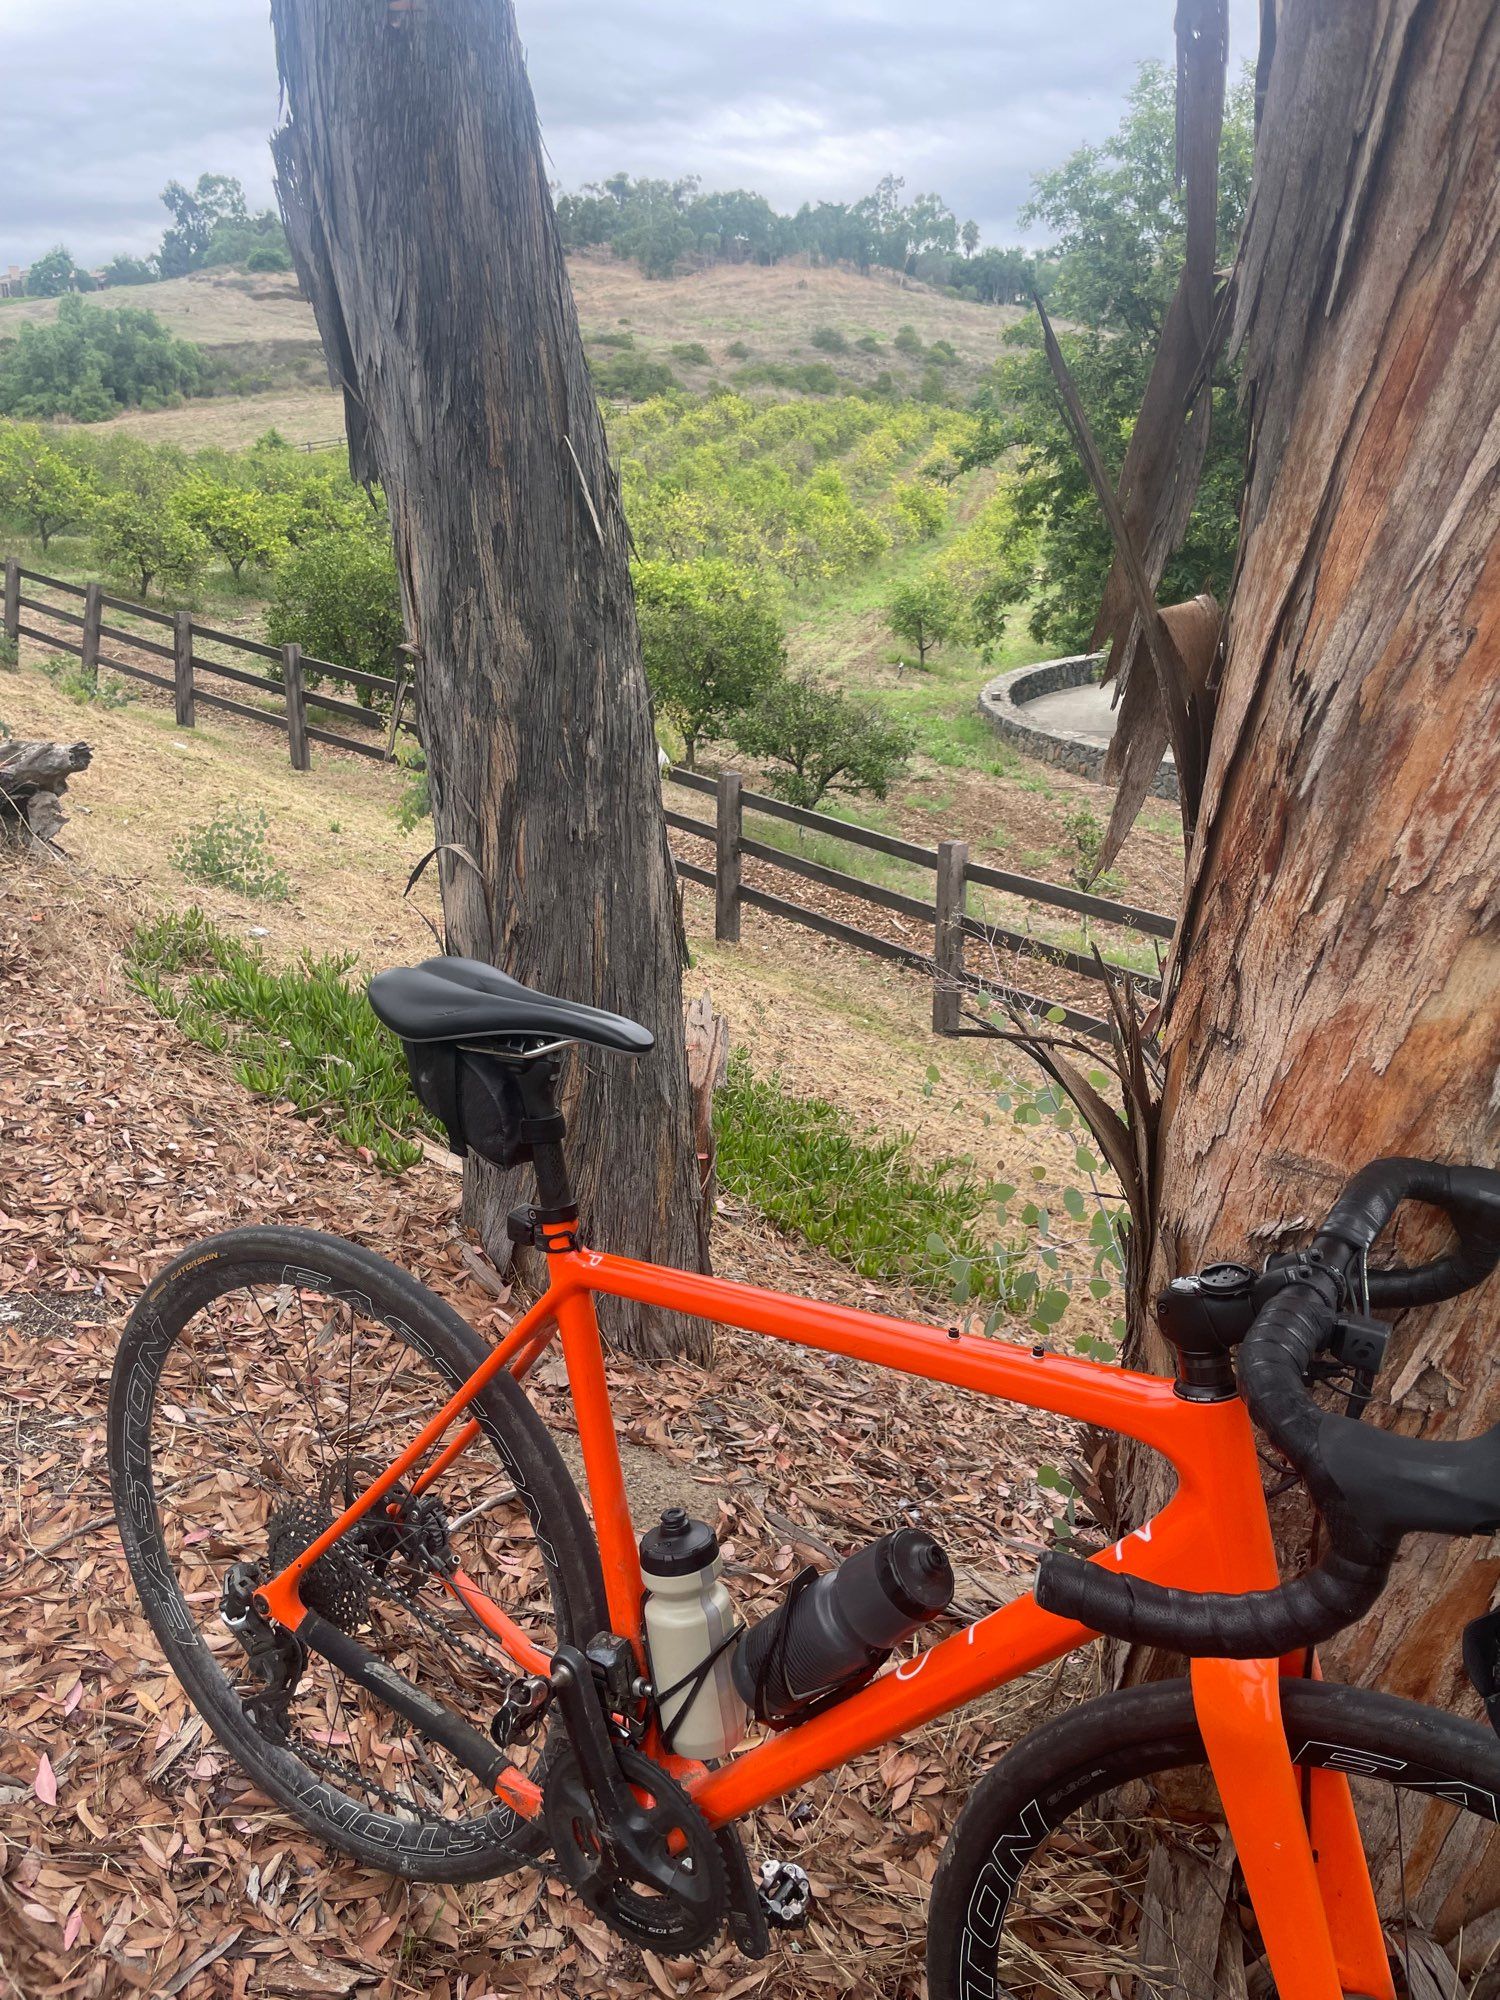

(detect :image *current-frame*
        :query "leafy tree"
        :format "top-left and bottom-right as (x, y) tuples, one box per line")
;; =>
(888, 573), (961, 666)
(634, 557), (786, 767)
(158, 173), (248, 277)
(103, 254), (158, 287)
(171, 477), (285, 580)
(0, 424), (95, 550)
(0, 296), (202, 420)
(972, 62), (1254, 647)
(25, 247), (77, 297)
(265, 520), (403, 688)
(734, 673), (914, 807)
(961, 219), (980, 259)
(89, 492), (207, 597)
(245, 243), (293, 272)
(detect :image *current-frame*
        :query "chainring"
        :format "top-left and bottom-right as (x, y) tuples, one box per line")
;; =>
(543, 1743), (728, 1954)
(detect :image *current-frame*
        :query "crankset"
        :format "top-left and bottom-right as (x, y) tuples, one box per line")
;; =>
(543, 1740), (727, 1952)
(542, 1642), (727, 1952)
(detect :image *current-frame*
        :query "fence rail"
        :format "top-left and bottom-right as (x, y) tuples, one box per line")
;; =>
(665, 766), (1173, 1041)
(4, 559), (414, 771)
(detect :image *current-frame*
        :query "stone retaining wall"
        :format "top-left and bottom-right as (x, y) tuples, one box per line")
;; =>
(977, 652), (1179, 802)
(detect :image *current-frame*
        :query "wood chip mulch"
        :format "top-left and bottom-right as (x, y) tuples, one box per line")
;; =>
(0, 866), (1085, 2000)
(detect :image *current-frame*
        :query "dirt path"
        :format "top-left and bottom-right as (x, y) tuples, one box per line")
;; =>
(0, 863), (1090, 2000)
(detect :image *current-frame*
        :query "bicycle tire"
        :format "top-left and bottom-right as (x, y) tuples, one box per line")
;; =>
(928, 1677), (1500, 2000)
(109, 1226), (608, 1882)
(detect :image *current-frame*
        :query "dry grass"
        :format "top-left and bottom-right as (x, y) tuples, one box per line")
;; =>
(0, 270), (317, 346)
(88, 384), (347, 450)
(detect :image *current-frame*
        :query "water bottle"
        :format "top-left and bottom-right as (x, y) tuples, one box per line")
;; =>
(639, 1508), (748, 1759)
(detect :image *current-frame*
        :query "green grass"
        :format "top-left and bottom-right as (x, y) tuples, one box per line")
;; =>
(715, 1050), (994, 1295)
(125, 909), (428, 1170)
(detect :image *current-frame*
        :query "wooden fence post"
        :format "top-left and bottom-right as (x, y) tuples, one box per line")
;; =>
(933, 838), (968, 1034)
(80, 582), (102, 690)
(715, 770), (742, 943)
(282, 642), (310, 771)
(173, 611), (195, 727)
(3, 559), (18, 646)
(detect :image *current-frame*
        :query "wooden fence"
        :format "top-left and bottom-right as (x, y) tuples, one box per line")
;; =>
(4, 559), (412, 769)
(664, 767), (1174, 1042)
(6, 556), (1175, 1041)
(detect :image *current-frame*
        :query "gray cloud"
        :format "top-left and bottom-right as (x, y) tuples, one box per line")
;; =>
(0, 0), (1258, 269)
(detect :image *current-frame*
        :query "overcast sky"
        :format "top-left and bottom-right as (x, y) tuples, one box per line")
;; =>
(0, 0), (1259, 270)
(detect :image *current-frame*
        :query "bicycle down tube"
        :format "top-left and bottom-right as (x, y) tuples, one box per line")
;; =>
(257, 1240), (1383, 2000)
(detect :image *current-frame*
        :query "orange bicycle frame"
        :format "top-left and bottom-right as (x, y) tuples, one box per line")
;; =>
(260, 1235), (1393, 2000)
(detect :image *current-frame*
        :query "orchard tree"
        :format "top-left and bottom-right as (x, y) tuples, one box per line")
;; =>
(172, 477), (285, 580)
(735, 673), (914, 808)
(270, 0), (713, 1358)
(265, 520), (403, 688)
(0, 425), (94, 550)
(89, 493), (205, 598)
(887, 573), (960, 666)
(1025, 0), (1500, 1965)
(634, 557), (786, 767)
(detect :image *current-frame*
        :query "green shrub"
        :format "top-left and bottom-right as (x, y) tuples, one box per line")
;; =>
(591, 352), (679, 399)
(670, 341), (711, 366)
(245, 244), (292, 273)
(724, 339), (751, 360)
(733, 672), (914, 807)
(0, 636), (17, 672)
(892, 324), (924, 357)
(125, 911), (424, 1171)
(0, 295), (203, 420)
(42, 656), (132, 708)
(589, 330), (636, 349)
(809, 326), (849, 354)
(927, 339), (959, 367)
(173, 807), (290, 901)
(855, 333), (881, 353)
(888, 572), (962, 665)
(733, 361), (839, 395)
(714, 1052), (992, 1293)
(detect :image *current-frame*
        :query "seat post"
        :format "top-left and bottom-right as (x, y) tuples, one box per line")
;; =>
(515, 1056), (577, 1219)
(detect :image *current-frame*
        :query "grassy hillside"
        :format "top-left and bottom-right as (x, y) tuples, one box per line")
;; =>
(4, 256), (1023, 448)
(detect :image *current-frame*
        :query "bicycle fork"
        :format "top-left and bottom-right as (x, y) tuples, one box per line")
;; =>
(1193, 1656), (1393, 2000)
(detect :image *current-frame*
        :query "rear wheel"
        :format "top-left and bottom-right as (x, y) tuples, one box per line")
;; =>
(928, 1677), (1500, 2000)
(109, 1227), (607, 1881)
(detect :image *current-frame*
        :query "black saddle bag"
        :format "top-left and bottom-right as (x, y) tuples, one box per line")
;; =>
(404, 1042), (532, 1168)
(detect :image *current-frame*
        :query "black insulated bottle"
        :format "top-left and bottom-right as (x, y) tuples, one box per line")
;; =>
(732, 1526), (954, 1723)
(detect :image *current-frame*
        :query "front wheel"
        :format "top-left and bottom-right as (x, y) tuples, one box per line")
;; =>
(109, 1227), (608, 1881)
(928, 1677), (1500, 2000)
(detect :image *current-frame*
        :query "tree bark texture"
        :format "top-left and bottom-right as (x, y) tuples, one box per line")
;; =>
(268, 0), (710, 1358)
(1119, 0), (1499, 1937)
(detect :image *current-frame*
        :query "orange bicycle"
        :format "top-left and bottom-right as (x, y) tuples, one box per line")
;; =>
(109, 957), (1500, 1995)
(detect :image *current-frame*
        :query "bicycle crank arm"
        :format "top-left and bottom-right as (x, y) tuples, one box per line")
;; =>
(297, 1609), (512, 1793)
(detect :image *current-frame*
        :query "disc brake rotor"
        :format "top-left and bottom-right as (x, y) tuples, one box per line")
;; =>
(543, 1743), (728, 1954)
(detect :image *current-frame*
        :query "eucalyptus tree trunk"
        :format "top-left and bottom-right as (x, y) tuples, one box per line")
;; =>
(1117, 0), (1500, 1956)
(269, 0), (710, 1359)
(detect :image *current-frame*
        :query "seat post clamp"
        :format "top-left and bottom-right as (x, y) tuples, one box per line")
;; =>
(506, 1204), (580, 1252)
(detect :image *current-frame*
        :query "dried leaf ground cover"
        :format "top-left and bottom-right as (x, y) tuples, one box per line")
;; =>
(0, 866), (1093, 2000)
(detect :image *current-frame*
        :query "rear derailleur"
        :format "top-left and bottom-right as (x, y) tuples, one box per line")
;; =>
(220, 1560), (306, 1736)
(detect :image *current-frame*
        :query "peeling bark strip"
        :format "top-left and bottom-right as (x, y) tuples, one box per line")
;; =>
(1153, 0), (1500, 1723)
(268, 0), (710, 1359)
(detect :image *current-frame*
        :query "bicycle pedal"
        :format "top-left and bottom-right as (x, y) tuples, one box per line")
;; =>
(757, 1858), (811, 1930)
